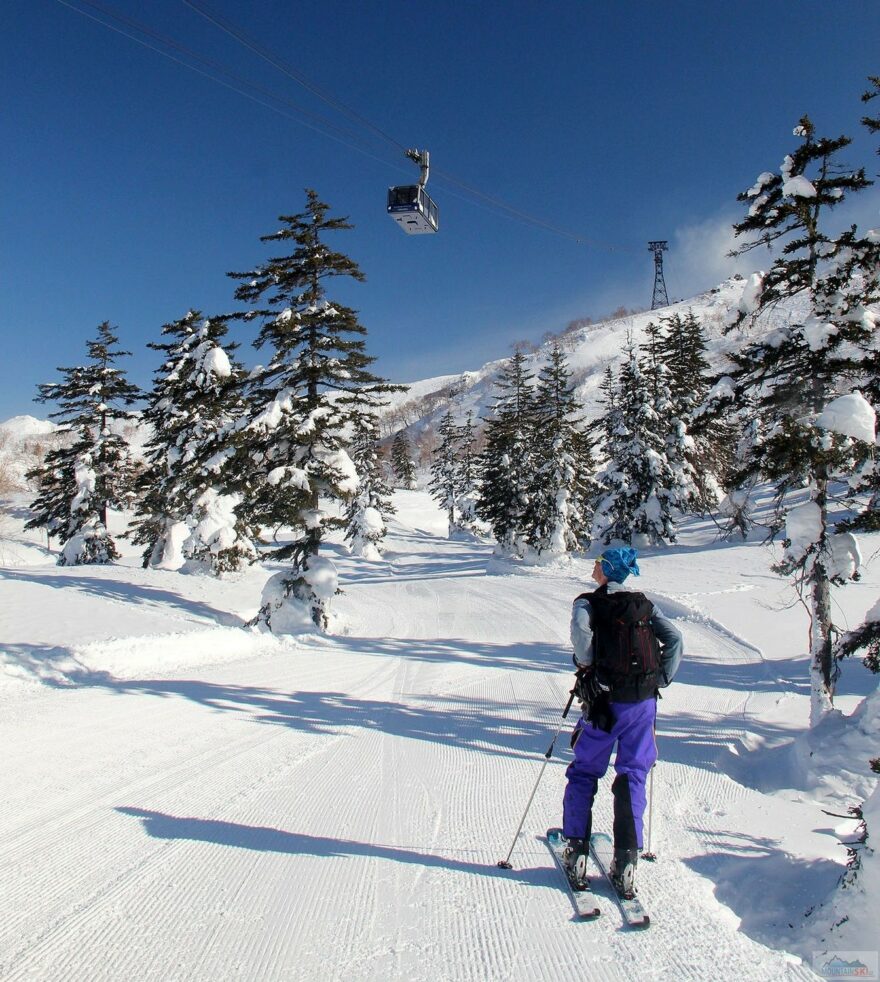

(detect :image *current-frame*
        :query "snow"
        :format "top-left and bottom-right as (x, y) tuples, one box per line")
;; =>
(825, 531), (861, 582)
(784, 501), (823, 565)
(199, 344), (232, 378)
(801, 316), (838, 352)
(257, 570), (315, 635)
(184, 489), (248, 562)
(151, 519), (189, 570)
(0, 415), (58, 439)
(783, 175), (817, 199)
(746, 172), (776, 198)
(302, 554), (338, 600)
(815, 392), (876, 444)
(739, 272), (765, 315)
(1, 488), (878, 980)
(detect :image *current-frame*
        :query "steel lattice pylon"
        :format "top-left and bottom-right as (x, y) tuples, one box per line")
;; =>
(648, 241), (669, 310)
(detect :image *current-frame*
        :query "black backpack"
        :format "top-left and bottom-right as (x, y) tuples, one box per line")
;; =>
(578, 587), (662, 702)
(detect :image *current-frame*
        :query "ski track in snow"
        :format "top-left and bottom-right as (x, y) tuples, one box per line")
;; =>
(0, 511), (826, 981)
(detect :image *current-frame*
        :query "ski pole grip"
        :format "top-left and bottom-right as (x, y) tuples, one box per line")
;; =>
(562, 687), (576, 719)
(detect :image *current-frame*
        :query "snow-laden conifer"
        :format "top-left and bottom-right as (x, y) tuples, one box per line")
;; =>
(725, 114), (879, 725)
(229, 190), (395, 630)
(428, 410), (461, 533)
(659, 310), (730, 507)
(641, 319), (703, 518)
(129, 310), (255, 574)
(454, 411), (481, 536)
(476, 351), (535, 554)
(390, 431), (416, 489)
(592, 339), (678, 546)
(26, 322), (140, 564)
(344, 406), (395, 560)
(523, 343), (593, 557)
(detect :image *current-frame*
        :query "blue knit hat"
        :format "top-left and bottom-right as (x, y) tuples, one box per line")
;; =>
(598, 547), (640, 583)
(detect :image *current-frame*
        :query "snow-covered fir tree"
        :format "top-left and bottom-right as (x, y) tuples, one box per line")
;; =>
(597, 365), (621, 448)
(658, 310), (730, 506)
(592, 338), (679, 546)
(641, 319), (703, 518)
(476, 350), (535, 554)
(724, 113), (878, 725)
(228, 190), (394, 631)
(390, 431), (416, 489)
(26, 322), (140, 564)
(454, 411), (481, 536)
(523, 343), (593, 557)
(428, 410), (461, 533)
(344, 405), (395, 560)
(714, 408), (762, 539)
(129, 310), (255, 575)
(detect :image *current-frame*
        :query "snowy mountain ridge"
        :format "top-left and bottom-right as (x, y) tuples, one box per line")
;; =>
(382, 273), (802, 441)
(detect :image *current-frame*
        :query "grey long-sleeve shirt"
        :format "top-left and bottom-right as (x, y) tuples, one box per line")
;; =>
(570, 582), (683, 687)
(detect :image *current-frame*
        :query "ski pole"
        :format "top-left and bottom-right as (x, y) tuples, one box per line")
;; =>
(641, 767), (656, 861)
(497, 685), (577, 870)
(641, 712), (658, 861)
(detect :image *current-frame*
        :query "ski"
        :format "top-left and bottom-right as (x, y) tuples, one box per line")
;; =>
(589, 832), (650, 929)
(546, 828), (601, 919)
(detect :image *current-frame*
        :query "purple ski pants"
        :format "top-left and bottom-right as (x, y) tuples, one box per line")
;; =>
(562, 698), (657, 850)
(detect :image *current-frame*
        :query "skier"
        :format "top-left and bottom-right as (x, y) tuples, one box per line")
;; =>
(562, 547), (682, 898)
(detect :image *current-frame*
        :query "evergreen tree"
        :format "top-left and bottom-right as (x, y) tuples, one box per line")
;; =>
(454, 411), (481, 535)
(524, 343), (593, 556)
(861, 74), (880, 160)
(229, 190), (394, 630)
(725, 114), (878, 725)
(642, 320), (703, 517)
(597, 365), (621, 448)
(660, 310), (734, 503)
(129, 310), (255, 574)
(344, 405), (395, 560)
(428, 410), (461, 531)
(390, 431), (416, 489)
(592, 338), (678, 546)
(714, 408), (762, 539)
(476, 351), (536, 554)
(26, 322), (140, 564)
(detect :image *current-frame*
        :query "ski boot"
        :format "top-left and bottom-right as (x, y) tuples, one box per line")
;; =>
(610, 847), (639, 899)
(563, 837), (590, 888)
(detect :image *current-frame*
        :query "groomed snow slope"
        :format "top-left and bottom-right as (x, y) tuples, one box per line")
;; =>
(1, 492), (877, 981)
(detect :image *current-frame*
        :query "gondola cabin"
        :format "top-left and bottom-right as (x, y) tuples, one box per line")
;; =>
(387, 184), (439, 234)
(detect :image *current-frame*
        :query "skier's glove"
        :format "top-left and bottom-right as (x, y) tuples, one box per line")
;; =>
(573, 668), (608, 705)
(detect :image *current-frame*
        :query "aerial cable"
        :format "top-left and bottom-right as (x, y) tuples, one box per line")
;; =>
(53, 0), (409, 176)
(57, 0), (635, 252)
(180, 0), (637, 253)
(180, 0), (409, 155)
(432, 169), (638, 252)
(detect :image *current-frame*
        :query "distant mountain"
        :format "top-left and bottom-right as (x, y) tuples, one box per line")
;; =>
(0, 416), (62, 493)
(0, 415), (58, 440)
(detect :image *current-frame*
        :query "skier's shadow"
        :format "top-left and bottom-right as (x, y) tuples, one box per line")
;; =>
(116, 806), (554, 888)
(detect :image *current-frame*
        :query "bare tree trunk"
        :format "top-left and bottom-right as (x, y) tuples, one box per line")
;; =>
(809, 475), (834, 727)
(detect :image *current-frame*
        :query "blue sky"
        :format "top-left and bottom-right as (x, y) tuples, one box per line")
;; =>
(2, 0), (879, 420)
